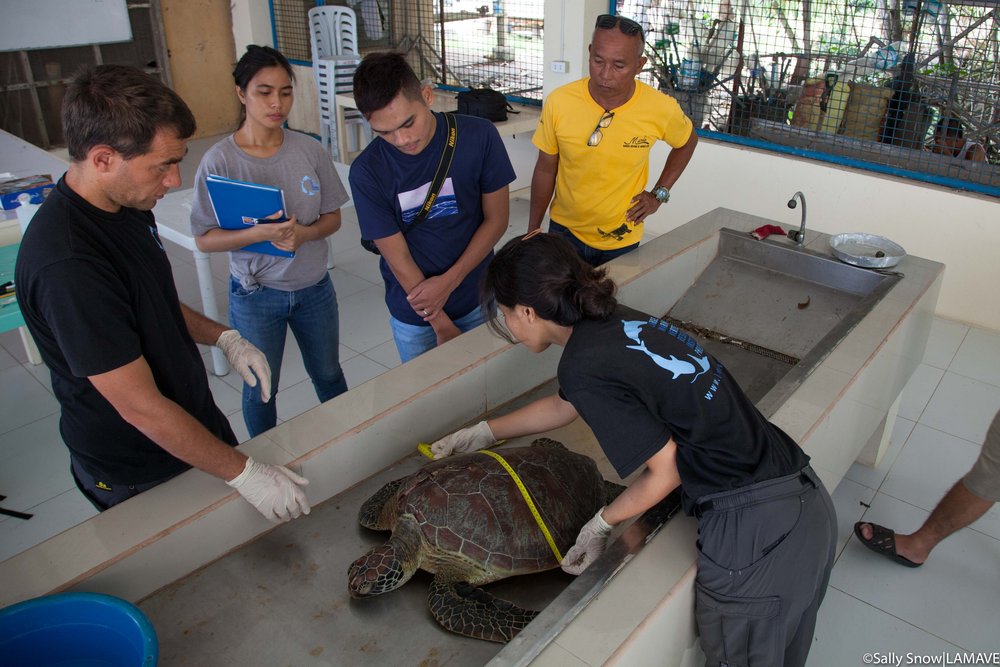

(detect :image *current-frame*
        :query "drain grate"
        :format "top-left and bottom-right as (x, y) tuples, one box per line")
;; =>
(661, 315), (801, 366)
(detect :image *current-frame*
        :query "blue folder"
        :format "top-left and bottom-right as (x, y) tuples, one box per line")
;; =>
(204, 174), (294, 258)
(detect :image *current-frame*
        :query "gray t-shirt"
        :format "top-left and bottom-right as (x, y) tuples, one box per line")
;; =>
(190, 130), (349, 291)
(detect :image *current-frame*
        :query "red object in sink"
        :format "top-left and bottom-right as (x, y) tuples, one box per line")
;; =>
(750, 224), (786, 240)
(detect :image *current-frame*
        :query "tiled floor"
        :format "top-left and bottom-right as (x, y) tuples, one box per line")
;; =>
(808, 317), (1000, 665)
(1, 138), (998, 660)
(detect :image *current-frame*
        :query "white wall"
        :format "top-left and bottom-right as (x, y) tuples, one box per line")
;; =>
(230, 0), (272, 53)
(541, 0), (604, 96)
(288, 64), (320, 135)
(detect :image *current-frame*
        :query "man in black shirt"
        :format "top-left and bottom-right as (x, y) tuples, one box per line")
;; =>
(16, 65), (310, 523)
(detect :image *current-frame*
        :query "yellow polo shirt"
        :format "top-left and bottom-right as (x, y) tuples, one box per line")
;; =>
(533, 79), (693, 250)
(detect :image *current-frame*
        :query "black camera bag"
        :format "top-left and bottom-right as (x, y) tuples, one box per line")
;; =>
(456, 88), (516, 122)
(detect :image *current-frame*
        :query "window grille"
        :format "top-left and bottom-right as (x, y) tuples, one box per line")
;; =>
(273, 1), (545, 102)
(616, 0), (1000, 195)
(272, 0), (318, 63)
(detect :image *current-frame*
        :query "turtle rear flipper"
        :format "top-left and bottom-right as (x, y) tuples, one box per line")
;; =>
(428, 579), (538, 643)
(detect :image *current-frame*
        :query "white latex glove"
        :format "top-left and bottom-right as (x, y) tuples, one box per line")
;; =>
(216, 329), (271, 402)
(430, 420), (495, 459)
(226, 457), (311, 523)
(561, 507), (613, 575)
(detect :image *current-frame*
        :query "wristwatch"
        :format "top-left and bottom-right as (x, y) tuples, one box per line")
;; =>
(651, 185), (671, 204)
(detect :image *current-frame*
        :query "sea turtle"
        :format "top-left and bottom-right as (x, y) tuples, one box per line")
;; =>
(347, 438), (624, 642)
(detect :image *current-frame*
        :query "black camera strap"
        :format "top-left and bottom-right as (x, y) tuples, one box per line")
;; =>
(410, 111), (457, 231)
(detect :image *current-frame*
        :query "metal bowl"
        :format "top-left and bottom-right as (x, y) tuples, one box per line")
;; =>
(829, 233), (906, 269)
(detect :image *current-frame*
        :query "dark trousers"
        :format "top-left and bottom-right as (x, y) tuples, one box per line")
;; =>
(548, 220), (640, 267)
(694, 467), (837, 667)
(70, 457), (180, 511)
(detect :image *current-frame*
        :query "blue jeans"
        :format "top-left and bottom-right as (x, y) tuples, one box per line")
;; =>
(229, 273), (348, 437)
(389, 305), (489, 363)
(549, 220), (640, 266)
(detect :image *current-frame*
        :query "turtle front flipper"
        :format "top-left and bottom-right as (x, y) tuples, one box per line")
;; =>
(603, 479), (627, 505)
(358, 477), (406, 529)
(428, 579), (539, 643)
(348, 514), (423, 598)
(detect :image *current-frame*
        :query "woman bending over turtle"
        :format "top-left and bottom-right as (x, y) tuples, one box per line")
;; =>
(429, 231), (837, 667)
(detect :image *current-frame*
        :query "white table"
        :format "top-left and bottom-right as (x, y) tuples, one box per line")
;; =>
(333, 90), (541, 163)
(0, 129), (68, 180)
(0, 129), (69, 362)
(0, 129), (69, 245)
(153, 161), (353, 376)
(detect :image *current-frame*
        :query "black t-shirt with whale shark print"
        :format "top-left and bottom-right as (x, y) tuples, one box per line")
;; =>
(558, 304), (809, 513)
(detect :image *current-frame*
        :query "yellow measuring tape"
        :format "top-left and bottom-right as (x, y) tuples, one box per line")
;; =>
(477, 449), (563, 562)
(416, 441), (562, 561)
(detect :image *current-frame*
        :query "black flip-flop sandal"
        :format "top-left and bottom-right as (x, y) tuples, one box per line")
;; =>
(853, 521), (923, 568)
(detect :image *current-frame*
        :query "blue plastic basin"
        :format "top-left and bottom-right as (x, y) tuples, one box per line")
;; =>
(0, 592), (158, 666)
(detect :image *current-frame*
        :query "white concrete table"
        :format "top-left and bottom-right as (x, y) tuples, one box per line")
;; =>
(333, 89), (541, 162)
(153, 161), (353, 376)
(0, 128), (69, 245)
(0, 129), (68, 185)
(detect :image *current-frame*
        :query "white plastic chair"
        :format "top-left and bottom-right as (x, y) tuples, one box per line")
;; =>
(308, 6), (371, 161)
(309, 5), (359, 57)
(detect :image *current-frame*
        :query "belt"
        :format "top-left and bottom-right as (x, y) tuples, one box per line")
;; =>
(693, 466), (819, 517)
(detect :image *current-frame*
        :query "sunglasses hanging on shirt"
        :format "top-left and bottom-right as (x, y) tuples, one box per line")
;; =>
(588, 110), (615, 147)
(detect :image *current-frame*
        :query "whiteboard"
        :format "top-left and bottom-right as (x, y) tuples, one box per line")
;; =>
(0, 0), (132, 51)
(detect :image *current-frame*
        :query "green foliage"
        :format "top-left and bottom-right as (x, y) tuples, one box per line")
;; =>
(816, 32), (862, 58)
(920, 61), (962, 77)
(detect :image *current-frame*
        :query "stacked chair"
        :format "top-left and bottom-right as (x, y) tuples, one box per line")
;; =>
(308, 6), (372, 162)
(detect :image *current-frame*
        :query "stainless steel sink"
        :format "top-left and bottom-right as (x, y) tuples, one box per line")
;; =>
(666, 227), (901, 416)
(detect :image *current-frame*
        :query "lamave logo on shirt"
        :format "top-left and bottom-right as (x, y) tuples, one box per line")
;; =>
(621, 319), (710, 383)
(597, 223), (633, 241)
(148, 226), (164, 251)
(300, 175), (320, 196)
(622, 137), (651, 148)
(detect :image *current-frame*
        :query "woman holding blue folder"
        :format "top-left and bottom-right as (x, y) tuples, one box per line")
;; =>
(190, 45), (350, 437)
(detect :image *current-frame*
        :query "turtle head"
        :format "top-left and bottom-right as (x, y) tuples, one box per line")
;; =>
(348, 544), (414, 598)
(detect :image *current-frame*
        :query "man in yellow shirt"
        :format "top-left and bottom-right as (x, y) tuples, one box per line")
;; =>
(528, 14), (698, 265)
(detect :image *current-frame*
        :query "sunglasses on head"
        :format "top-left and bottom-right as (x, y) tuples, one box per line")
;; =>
(595, 14), (645, 41)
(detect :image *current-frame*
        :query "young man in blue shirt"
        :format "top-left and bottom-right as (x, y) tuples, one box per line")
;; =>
(349, 52), (516, 362)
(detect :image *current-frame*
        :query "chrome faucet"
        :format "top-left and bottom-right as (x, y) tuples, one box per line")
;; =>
(786, 191), (807, 245)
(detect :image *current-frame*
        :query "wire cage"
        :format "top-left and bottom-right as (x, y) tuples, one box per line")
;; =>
(616, 0), (1000, 193)
(426, 0), (546, 101)
(273, 1), (546, 103)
